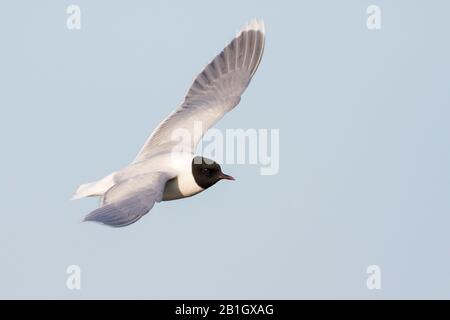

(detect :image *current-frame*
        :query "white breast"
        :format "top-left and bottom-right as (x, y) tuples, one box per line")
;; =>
(161, 153), (204, 201)
(177, 170), (204, 197)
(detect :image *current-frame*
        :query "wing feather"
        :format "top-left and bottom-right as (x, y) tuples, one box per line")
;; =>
(83, 172), (172, 227)
(134, 19), (265, 163)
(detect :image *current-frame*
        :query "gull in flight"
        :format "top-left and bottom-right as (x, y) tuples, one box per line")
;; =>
(72, 20), (266, 227)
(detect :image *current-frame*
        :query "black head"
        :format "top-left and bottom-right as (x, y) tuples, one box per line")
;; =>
(191, 156), (235, 189)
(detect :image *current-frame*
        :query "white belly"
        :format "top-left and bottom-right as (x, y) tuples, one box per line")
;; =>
(118, 151), (202, 201)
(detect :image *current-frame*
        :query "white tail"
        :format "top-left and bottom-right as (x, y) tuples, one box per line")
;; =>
(71, 173), (116, 200)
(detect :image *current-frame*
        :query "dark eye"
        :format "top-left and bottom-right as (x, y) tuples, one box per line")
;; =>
(202, 168), (210, 174)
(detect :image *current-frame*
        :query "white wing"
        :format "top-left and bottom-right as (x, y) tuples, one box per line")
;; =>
(134, 19), (265, 163)
(83, 172), (173, 227)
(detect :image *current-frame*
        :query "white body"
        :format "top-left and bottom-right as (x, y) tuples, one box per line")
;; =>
(73, 20), (266, 227)
(73, 152), (203, 201)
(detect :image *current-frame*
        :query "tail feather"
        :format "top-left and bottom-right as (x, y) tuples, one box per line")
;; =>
(71, 173), (115, 200)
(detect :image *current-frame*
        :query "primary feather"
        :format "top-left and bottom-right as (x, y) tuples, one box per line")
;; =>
(133, 19), (265, 162)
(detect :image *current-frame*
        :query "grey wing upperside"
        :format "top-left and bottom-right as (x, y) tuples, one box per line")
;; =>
(83, 172), (173, 227)
(133, 20), (265, 162)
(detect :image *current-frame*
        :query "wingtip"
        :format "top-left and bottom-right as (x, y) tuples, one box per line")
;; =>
(236, 19), (266, 38)
(259, 19), (266, 35)
(81, 214), (101, 225)
(80, 216), (109, 227)
(81, 213), (91, 223)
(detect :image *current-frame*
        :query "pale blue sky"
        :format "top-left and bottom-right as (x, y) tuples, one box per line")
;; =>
(0, 0), (449, 299)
